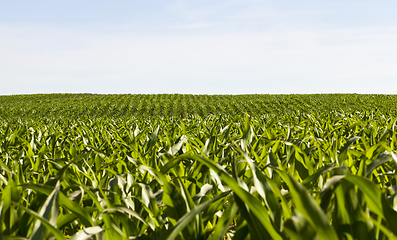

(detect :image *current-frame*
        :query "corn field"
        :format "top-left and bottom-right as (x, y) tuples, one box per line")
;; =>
(1, 94), (397, 239)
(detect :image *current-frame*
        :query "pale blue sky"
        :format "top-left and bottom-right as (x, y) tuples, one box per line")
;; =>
(1, 0), (397, 95)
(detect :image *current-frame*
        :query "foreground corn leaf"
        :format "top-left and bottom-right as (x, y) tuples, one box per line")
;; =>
(30, 181), (61, 240)
(69, 226), (104, 240)
(273, 168), (339, 240)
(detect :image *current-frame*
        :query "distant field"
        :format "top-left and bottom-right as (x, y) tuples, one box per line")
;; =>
(1, 94), (397, 239)
(1, 93), (397, 121)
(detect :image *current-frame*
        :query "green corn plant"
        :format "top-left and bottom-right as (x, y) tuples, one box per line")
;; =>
(1, 94), (397, 239)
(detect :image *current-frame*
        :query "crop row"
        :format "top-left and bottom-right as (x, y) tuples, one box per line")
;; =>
(1, 94), (396, 121)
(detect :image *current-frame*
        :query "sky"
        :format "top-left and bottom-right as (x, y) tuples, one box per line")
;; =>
(1, 0), (397, 95)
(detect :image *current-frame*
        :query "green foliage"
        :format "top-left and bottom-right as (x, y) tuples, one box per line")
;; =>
(0, 94), (397, 239)
(1, 93), (397, 122)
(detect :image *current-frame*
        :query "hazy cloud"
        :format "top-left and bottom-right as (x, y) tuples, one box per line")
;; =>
(1, 1), (397, 94)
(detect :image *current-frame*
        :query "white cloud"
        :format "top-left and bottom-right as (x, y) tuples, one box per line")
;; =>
(1, 23), (397, 95)
(171, 22), (213, 30)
